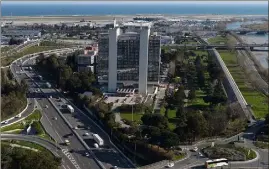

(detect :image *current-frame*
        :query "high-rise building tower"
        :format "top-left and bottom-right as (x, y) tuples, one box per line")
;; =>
(97, 22), (161, 95)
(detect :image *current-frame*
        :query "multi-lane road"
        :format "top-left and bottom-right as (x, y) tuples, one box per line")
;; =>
(162, 122), (269, 169)
(8, 50), (135, 169)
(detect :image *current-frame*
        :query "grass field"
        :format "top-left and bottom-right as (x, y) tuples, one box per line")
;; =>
(208, 36), (228, 44)
(218, 50), (268, 119)
(1, 46), (63, 66)
(1, 46), (13, 53)
(120, 112), (143, 124)
(1, 110), (42, 132)
(1, 110), (53, 141)
(207, 35), (236, 45)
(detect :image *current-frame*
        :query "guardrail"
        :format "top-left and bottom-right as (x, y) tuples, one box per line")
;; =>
(48, 98), (106, 169)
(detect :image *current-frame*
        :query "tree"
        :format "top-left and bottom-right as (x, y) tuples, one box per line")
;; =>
(188, 88), (196, 101)
(265, 113), (269, 125)
(173, 86), (185, 107)
(186, 111), (209, 140)
(160, 130), (179, 149)
(197, 70), (205, 88)
(205, 106), (229, 136)
(175, 106), (187, 127)
(9, 38), (24, 45)
(58, 65), (72, 89)
(141, 114), (169, 129)
(65, 74), (82, 93)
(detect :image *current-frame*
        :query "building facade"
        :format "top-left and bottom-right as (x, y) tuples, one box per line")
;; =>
(97, 24), (161, 94)
(77, 45), (98, 73)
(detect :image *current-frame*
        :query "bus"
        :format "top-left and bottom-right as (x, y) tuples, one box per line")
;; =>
(205, 158), (228, 168)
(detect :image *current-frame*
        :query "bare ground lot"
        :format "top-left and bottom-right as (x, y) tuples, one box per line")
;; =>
(2, 14), (267, 25)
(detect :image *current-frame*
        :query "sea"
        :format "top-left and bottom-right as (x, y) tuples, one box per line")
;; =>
(1, 2), (268, 16)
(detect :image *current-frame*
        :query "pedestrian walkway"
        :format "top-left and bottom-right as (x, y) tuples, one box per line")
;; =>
(62, 148), (81, 169)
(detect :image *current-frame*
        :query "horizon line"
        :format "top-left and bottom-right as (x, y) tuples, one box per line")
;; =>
(2, 1), (268, 5)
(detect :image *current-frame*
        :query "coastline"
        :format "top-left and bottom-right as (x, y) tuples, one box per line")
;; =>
(2, 14), (268, 25)
(2, 14), (268, 19)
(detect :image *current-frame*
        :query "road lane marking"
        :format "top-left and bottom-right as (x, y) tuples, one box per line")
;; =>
(61, 149), (81, 169)
(66, 165), (71, 169)
(43, 111), (52, 126)
(55, 131), (63, 142)
(62, 165), (66, 169)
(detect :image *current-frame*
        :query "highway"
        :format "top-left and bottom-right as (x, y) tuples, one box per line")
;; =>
(23, 53), (101, 169)
(1, 47), (81, 124)
(9, 50), (135, 169)
(25, 66), (134, 168)
(1, 40), (40, 58)
(2, 47), (101, 169)
(1, 134), (76, 169)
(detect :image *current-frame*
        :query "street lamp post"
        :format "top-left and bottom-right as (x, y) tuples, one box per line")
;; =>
(132, 104), (134, 122)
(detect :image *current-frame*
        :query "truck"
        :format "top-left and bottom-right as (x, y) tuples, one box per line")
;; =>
(92, 134), (104, 146)
(46, 82), (51, 88)
(67, 105), (74, 113)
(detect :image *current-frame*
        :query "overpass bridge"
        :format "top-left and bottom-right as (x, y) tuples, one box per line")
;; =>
(162, 43), (269, 51)
(224, 30), (269, 35)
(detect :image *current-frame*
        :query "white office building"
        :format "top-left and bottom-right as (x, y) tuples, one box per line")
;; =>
(97, 22), (161, 95)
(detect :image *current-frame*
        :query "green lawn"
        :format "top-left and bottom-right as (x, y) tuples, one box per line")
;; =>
(1, 110), (53, 141)
(120, 112), (143, 124)
(219, 50), (268, 119)
(1, 46), (64, 66)
(1, 46), (13, 53)
(1, 110), (41, 132)
(207, 35), (236, 45)
(208, 36), (228, 44)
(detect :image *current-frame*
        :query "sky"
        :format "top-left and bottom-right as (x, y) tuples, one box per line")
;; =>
(2, 1), (268, 5)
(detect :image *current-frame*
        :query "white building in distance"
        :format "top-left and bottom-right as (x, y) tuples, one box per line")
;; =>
(97, 21), (161, 95)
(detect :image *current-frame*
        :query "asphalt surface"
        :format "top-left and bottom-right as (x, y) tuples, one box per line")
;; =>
(19, 53), (134, 169)
(36, 98), (99, 169)
(4, 48), (102, 169)
(33, 77), (134, 169)
(163, 122), (269, 169)
(1, 134), (75, 169)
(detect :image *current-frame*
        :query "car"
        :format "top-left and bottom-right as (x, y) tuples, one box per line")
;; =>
(85, 152), (90, 157)
(45, 105), (49, 108)
(74, 126), (78, 130)
(15, 114), (21, 118)
(198, 152), (204, 157)
(84, 132), (89, 136)
(110, 166), (118, 169)
(53, 117), (57, 120)
(166, 162), (174, 168)
(192, 147), (198, 152)
(69, 149), (74, 153)
(93, 143), (99, 148)
(1, 121), (8, 124)
(4, 121), (9, 124)
(64, 133), (74, 138)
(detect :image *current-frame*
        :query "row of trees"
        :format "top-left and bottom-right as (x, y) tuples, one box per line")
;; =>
(1, 144), (61, 169)
(1, 69), (28, 120)
(35, 53), (101, 96)
(8, 38), (24, 45)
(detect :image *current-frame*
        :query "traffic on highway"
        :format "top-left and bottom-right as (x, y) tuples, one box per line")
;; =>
(6, 49), (135, 169)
